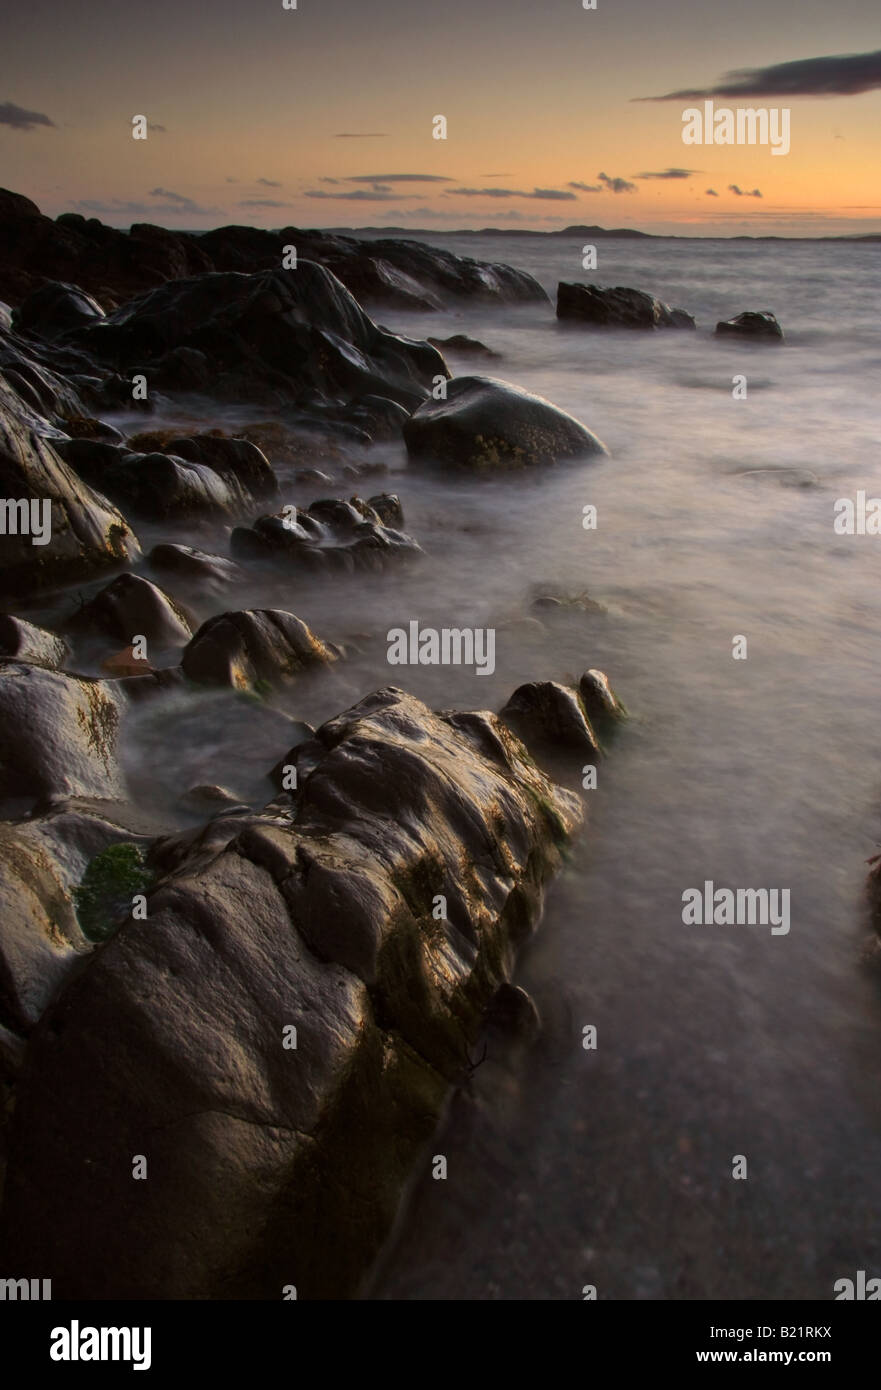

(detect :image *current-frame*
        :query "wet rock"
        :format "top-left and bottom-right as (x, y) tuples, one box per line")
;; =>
(346, 394), (410, 440)
(428, 333), (500, 358)
(148, 542), (244, 587)
(500, 680), (601, 756)
(486, 982), (542, 1042)
(12, 281), (105, 341)
(0, 373), (140, 596)
(179, 784), (244, 814)
(578, 669), (627, 741)
(66, 573), (193, 648)
(0, 661), (126, 805)
(557, 282), (696, 330)
(715, 310), (784, 342)
(367, 492), (404, 526)
(72, 265), (448, 411)
(0, 685), (580, 1297)
(181, 609), (336, 691)
(404, 375), (608, 472)
(295, 467), (335, 486)
(0, 615), (69, 669)
(230, 497), (420, 572)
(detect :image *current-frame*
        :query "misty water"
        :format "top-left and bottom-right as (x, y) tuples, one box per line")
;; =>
(29, 234), (881, 1298)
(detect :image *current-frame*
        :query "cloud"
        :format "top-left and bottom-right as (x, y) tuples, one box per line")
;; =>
(75, 190), (219, 218)
(569, 181), (603, 192)
(0, 100), (55, 131)
(226, 178), (239, 184)
(637, 48), (881, 100)
(343, 173), (453, 183)
(729, 184), (763, 197)
(147, 123), (166, 133)
(705, 188), (719, 196)
(597, 171), (638, 193)
(445, 186), (577, 200)
(634, 168), (699, 180)
(148, 187), (191, 204)
(257, 178), (282, 187)
(238, 198), (291, 208)
(333, 132), (388, 138)
(304, 188), (408, 201)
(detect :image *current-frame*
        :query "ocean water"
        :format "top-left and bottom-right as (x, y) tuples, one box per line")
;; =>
(47, 234), (881, 1299)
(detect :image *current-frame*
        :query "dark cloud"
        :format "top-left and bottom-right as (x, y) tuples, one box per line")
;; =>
(598, 171), (638, 193)
(343, 173), (453, 183)
(226, 178), (239, 184)
(569, 181), (603, 192)
(238, 199), (291, 208)
(705, 188), (719, 196)
(446, 186), (577, 200)
(333, 132), (388, 138)
(148, 187), (191, 204)
(304, 188), (407, 201)
(147, 123), (166, 133)
(257, 178), (282, 187)
(634, 168), (699, 180)
(0, 100), (55, 131)
(728, 184), (763, 198)
(75, 194), (219, 217)
(637, 48), (881, 100)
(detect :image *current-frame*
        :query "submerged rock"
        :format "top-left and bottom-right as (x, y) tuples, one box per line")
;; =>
(578, 669), (627, 742)
(428, 334), (500, 358)
(557, 282), (696, 330)
(715, 310), (784, 342)
(500, 680), (601, 757)
(404, 375), (608, 472)
(231, 496), (420, 571)
(65, 573), (193, 649)
(0, 685), (580, 1297)
(181, 608), (336, 691)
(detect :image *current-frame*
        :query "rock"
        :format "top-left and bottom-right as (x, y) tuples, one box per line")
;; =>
(160, 434), (279, 505)
(72, 265), (448, 411)
(0, 662), (126, 807)
(148, 543), (244, 587)
(428, 333), (500, 358)
(404, 375), (608, 472)
(486, 982), (541, 1041)
(230, 498), (420, 572)
(556, 282), (696, 330)
(367, 492), (404, 527)
(12, 281), (105, 340)
(0, 685), (580, 1297)
(179, 784), (246, 814)
(99, 646), (156, 678)
(60, 415), (124, 443)
(0, 373), (140, 596)
(66, 573), (193, 648)
(578, 669), (627, 742)
(0, 615), (69, 669)
(715, 310), (784, 342)
(345, 394), (410, 441)
(500, 680), (601, 757)
(0, 799), (159, 1035)
(181, 609), (336, 691)
(295, 468), (335, 486)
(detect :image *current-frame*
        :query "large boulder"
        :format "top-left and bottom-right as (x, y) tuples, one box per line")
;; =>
(0, 615), (70, 669)
(65, 573), (193, 649)
(72, 264), (448, 410)
(715, 310), (784, 342)
(557, 281), (696, 329)
(181, 609), (336, 690)
(0, 661), (126, 806)
(12, 281), (106, 341)
(0, 373), (140, 595)
(404, 375), (608, 471)
(0, 685), (581, 1298)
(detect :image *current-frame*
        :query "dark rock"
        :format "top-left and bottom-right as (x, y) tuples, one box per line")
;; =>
(715, 310), (784, 342)
(345, 394), (410, 440)
(148, 543), (244, 587)
(72, 265), (448, 411)
(230, 498), (420, 572)
(65, 573), (193, 648)
(578, 669), (627, 742)
(486, 981), (541, 1041)
(181, 609), (336, 691)
(500, 680), (601, 756)
(367, 492), (404, 526)
(12, 281), (105, 340)
(0, 685), (580, 1297)
(428, 333), (500, 358)
(0, 373), (140, 596)
(0, 616), (69, 669)
(0, 661), (126, 806)
(557, 282), (696, 330)
(404, 375), (608, 472)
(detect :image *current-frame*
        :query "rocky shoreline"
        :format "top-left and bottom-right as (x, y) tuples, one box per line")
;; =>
(0, 187), (778, 1297)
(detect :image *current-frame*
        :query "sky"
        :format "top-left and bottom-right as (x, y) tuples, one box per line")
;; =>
(1, 0), (879, 236)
